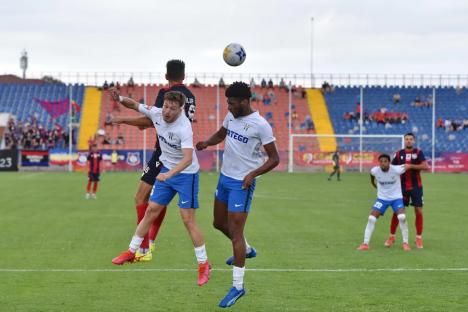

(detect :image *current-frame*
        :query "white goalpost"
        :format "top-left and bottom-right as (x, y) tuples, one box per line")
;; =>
(288, 134), (405, 173)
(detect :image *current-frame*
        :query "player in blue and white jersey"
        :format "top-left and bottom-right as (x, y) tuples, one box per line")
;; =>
(357, 154), (416, 251)
(196, 82), (279, 308)
(110, 90), (210, 286)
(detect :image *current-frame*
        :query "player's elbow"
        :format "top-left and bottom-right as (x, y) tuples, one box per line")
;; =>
(270, 154), (280, 168)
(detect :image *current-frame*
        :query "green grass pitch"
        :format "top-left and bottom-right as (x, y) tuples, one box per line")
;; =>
(0, 171), (467, 311)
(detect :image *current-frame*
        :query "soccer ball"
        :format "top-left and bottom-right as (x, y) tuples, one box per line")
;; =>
(223, 43), (246, 66)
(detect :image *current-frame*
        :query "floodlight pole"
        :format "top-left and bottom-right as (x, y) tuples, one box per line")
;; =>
(310, 17), (315, 88)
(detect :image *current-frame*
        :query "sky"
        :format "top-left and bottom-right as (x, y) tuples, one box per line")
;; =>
(1, 0), (468, 77)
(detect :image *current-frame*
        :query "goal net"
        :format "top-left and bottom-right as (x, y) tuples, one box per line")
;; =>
(289, 134), (404, 173)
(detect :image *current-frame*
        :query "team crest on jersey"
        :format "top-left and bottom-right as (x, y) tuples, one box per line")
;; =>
(243, 123), (251, 131)
(412, 153), (417, 159)
(168, 132), (174, 140)
(126, 152), (141, 166)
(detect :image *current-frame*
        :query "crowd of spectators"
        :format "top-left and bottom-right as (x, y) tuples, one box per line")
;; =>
(3, 115), (74, 150)
(343, 105), (409, 126)
(436, 118), (468, 132)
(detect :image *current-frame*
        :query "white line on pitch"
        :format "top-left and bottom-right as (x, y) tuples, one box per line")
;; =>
(0, 268), (467, 273)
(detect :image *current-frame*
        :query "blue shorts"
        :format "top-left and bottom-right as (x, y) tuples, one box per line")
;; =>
(372, 198), (405, 216)
(149, 167), (199, 209)
(215, 173), (256, 213)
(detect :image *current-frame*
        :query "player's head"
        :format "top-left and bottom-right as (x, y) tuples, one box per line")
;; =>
(378, 154), (391, 171)
(91, 143), (98, 152)
(225, 81), (252, 118)
(162, 91), (185, 123)
(404, 132), (415, 149)
(165, 59), (185, 83)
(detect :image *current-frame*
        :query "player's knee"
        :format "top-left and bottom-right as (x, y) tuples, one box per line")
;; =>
(397, 213), (406, 223)
(368, 215), (377, 224)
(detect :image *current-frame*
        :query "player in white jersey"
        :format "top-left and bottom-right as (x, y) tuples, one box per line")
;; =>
(196, 82), (279, 308)
(357, 154), (417, 251)
(110, 90), (211, 286)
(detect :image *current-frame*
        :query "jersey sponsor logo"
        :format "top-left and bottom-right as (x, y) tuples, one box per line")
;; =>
(379, 180), (397, 185)
(234, 204), (242, 207)
(158, 134), (180, 149)
(243, 123), (251, 131)
(226, 129), (249, 143)
(181, 200), (189, 204)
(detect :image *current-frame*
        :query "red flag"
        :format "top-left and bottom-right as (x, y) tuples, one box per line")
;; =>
(34, 98), (70, 119)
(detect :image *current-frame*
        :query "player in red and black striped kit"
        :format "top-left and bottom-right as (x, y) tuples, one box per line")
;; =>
(86, 144), (103, 199)
(385, 133), (429, 249)
(110, 60), (196, 261)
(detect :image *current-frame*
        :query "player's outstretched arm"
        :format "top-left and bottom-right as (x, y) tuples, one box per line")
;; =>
(242, 142), (280, 189)
(156, 148), (193, 181)
(111, 116), (153, 129)
(195, 126), (227, 150)
(108, 88), (140, 111)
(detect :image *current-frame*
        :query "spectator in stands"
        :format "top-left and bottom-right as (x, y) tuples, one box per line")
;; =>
(192, 77), (202, 88)
(260, 78), (267, 88)
(109, 81), (115, 88)
(219, 77), (226, 88)
(304, 115), (314, 131)
(279, 78), (287, 91)
(393, 93), (401, 104)
(436, 118), (444, 128)
(116, 132), (125, 145)
(103, 80), (109, 90)
(268, 79), (274, 88)
(355, 102), (361, 119)
(456, 86), (464, 95)
(250, 78), (256, 89)
(262, 92), (271, 105)
(127, 76), (135, 97)
(321, 81), (332, 93)
(267, 89), (277, 105)
(104, 111), (114, 130)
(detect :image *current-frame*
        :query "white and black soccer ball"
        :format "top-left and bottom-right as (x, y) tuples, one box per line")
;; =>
(223, 43), (246, 66)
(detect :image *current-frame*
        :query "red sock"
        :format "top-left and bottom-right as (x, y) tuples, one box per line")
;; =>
(415, 210), (423, 236)
(390, 213), (399, 235)
(86, 181), (92, 193)
(135, 203), (149, 249)
(92, 182), (98, 193)
(149, 206), (167, 241)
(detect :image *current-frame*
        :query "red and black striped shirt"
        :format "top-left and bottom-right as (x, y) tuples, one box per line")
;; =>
(87, 152), (102, 174)
(391, 148), (426, 190)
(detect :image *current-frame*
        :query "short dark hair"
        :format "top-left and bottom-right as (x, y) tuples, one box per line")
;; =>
(378, 154), (391, 161)
(404, 132), (415, 138)
(164, 91), (186, 107)
(166, 59), (185, 81)
(225, 81), (251, 100)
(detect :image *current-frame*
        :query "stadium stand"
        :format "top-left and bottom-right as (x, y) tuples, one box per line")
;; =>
(96, 84), (312, 153)
(324, 86), (468, 154)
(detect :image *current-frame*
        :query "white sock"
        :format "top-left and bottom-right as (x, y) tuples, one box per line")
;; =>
(398, 214), (409, 244)
(364, 215), (377, 244)
(128, 235), (144, 253)
(233, 266), (245, 290)
(244, 238), (252, 253)
(194, 244), (208, 264)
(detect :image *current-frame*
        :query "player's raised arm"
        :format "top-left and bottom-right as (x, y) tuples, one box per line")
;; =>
(109, 88), (140, 111)
(111, 116), (153, 130)
(196, 126), (227, 150)
(242, 142), (280, 189)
